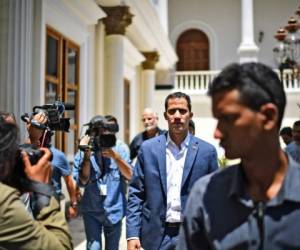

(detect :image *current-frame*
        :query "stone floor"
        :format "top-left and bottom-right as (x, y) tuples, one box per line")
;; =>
(68, 215), (127, 250)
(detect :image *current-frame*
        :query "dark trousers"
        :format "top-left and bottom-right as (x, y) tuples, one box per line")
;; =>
(159, 224), (180, 250)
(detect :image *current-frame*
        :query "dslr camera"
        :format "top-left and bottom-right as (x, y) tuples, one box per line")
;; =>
(78, 115), (119, 152)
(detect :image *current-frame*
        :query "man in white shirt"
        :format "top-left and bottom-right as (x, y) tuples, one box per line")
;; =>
(126, 92), (218, 250)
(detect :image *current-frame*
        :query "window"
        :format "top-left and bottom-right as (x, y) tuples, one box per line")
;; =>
(45, 26), (80, 155)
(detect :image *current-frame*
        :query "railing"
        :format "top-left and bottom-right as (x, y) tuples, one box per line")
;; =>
(174, 69), (300, 94)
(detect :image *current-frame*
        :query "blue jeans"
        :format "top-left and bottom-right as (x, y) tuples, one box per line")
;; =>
(82, 212), (122, 250)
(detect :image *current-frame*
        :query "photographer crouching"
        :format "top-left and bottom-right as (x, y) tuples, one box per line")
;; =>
(73, 115), (132, 250)
(0, 117), (72, 249)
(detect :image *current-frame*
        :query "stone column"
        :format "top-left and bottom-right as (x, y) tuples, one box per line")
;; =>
(0, 0), (36, 139)
(141, 51), (159, 109)
(101, 6), (133, 140)
(237, 0), (259, 63)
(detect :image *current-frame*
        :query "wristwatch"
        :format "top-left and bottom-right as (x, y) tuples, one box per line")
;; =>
(70, 201), (78, 208)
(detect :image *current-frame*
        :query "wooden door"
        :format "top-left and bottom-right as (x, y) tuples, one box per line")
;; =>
(176, 29), (209, 71)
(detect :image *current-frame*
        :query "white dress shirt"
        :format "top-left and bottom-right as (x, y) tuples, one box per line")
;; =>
(166, 133), (190, 223)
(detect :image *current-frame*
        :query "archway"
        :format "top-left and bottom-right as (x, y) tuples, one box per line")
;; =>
(176, 29), (209, 71)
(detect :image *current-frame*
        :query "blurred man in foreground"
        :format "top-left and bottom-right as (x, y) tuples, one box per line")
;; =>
(178, 62), (300, 249)
(0, 118), (72, 249)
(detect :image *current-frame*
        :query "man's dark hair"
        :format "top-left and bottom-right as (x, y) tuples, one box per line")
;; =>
(0, 111), (15, 123)
(0, 120), (19, 183)
(280, 127), (292, 136)
(208, 62), (286, 128)
(164, 92), (192, 112)
(189, 120), (195, 129)
(105, 115), (118, 124)
(293, 120), (300, 128)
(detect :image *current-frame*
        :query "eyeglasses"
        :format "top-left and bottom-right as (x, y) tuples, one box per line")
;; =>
(167, 108), (188, 115)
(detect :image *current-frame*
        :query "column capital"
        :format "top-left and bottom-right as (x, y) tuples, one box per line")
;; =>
(101, 5), (133, 35)
(142, 51), (160, 70)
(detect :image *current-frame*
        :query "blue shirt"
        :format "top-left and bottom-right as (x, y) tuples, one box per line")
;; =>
(73, 139), (131, 224)
(50, 146), (71, 196)
(285, 141), (300, 163)
(177, 155), (300, 250)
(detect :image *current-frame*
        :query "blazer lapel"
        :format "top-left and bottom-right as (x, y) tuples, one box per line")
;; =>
(181, 136), (199, 188)
(157, 135), (167, 198)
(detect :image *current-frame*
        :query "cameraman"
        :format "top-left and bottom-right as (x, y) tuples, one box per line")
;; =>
(73, 115), (132, 250)
(0, 119), (72, 249)
(26, 112), (78, 218)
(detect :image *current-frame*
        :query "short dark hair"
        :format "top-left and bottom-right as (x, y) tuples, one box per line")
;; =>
(293, 120), (300, 128)
(0, 111), (15, 123)
(279, 127), (292, 136)
(105, 115), (118, 124)
(188, 119), (195, 129)
(164, 92), (192, 112)
(208, 62), (286, 128)
(0, 120), (19, 183)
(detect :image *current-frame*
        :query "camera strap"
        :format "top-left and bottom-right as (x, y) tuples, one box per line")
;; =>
(21, 179), (55, 197)
(20, 179), (55, 218)
(87, 154), (108, 184)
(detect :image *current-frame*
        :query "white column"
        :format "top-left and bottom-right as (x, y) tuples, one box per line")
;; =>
(104, 35), (125, 139)
(142, 70), (156, 109)
(237, 0), (259, 63)
(101, 5), (133, 141)
(0, 0), (35, 139)
(141, 51), (159, 109)
(95, 22), (105, 117)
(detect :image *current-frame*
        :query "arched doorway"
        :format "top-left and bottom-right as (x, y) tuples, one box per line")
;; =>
(176, 29), (209, 71)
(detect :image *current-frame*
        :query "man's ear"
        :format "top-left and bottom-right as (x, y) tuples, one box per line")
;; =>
(189, 112), (194, 119)
(164, 112), (167, 120)
(260, 103), (278, 130)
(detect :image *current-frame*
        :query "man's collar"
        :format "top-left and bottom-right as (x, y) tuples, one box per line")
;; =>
(166, 132), (190, 148)
(229, 155), (300, 204)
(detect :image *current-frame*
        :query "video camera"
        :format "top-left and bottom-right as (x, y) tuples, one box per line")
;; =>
(78, 115), (119, 151)
(21, 100), (75, 132)
(14, 101), (74, 188)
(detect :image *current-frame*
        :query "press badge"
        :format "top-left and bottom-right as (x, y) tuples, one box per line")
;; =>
(99, 184), (107, 196)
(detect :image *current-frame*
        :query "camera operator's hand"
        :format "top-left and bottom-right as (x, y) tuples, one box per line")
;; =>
(78, 135), (92, 184)
(27, 112), (47, 147)
(22, 147), (52, 184)
(102, 148), (132, 180)
(67, 205), (78, 219)
(101, 148), (119, 160)
(79, 135), (90, 146)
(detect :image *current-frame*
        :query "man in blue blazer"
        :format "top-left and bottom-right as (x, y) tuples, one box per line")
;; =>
(126, 92), (218, 250)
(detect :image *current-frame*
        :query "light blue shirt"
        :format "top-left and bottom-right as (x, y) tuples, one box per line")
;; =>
(50, 146), (71, 196)
(286, 141), (300, 163)
(73, 139), (131, 224)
